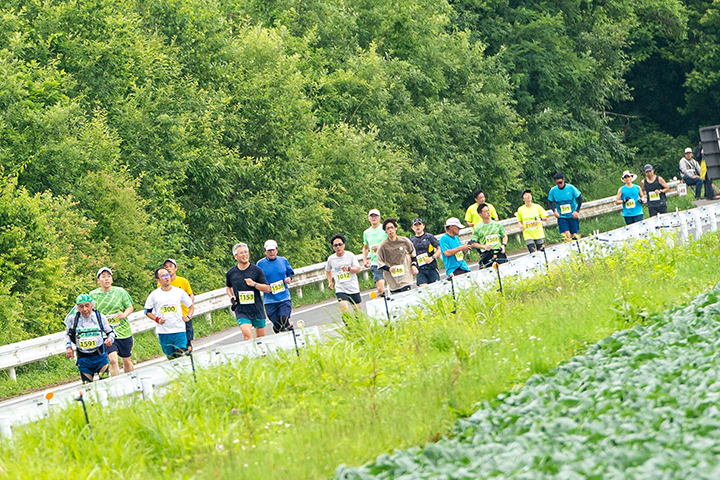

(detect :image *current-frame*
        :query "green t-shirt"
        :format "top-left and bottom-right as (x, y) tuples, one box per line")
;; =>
(471, 221), (506, 250)
(363, 226), (388, 266)
(516, 203), (547, 240)
(89, 286), (134, 339)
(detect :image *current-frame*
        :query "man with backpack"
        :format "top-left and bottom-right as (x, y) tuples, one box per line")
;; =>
(64, 294), (116, 384)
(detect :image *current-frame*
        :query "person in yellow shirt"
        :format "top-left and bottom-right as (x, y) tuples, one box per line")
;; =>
(160, 259), (195, 351)
(465, 189), (498, 227)
(516, 190), (548, 253)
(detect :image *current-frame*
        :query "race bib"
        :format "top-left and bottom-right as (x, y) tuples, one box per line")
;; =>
(486, 234), (500, 248)
(625, 198), (636, 209)
(559, 204), (572, 215)
(238, 292), (255, 305)
(455, 251), (464, 262)
(78, 330), (99, 350)
(649, 191), (660, 202)
(416, 253), (429, 264)
(160, 305), (178, 314)
(270, 280), (286, 295)
(391, 265), (406, 278)
(524, 219), (539, 230)
(337, 271), (351, 282)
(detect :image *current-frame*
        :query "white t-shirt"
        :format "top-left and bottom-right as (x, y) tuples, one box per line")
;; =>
(144, 286), (193, 335)
(325, 251), (361, 294)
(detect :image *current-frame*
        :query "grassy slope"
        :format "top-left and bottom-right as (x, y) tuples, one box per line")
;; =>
(1, 232), (719, 479)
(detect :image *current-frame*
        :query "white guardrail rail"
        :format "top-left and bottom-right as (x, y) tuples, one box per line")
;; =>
(365, 202), (720, 321)
(0, 200), (714, 438)
(0, 181), (684, 381)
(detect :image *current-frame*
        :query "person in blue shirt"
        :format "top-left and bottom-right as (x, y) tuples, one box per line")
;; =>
(548, 173), (583, 241)
(615, 170), (645, 225)
(439, 217), (471, 277)
(257, 240), (295, 333)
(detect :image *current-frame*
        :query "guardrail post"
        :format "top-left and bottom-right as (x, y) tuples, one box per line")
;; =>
(141, 377), (154, 400)
(363, 271), (369, 281)
(692, 210), (703, 240)
(318, 282), (324, 292)
(7, 367), (16, 382)
(0, 417), (11, 439)
(515, 233), (521, 243)
(296, 287), (303, 299)
(204, 312), (212, 326)
(709, 206), (718, 232)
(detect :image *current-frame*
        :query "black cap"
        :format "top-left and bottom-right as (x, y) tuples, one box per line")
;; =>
(411, 217), (424, 225)
(521, 189), (532, 198)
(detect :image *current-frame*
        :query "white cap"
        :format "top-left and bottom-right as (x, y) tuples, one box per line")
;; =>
(444, 217), (465, 228)
(264, 239), (278, 250)
(621, 170), (637, 182)
(163, 258), (177, 267)
(685, 147), (693, 153)
(368, 209), (381, 217)
(96, 267), (112, 278)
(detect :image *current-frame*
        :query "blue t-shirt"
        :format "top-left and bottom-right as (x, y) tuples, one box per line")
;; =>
(620, 184), (643, 217)
(439, 234), (469, 274)
(257, 256), (294, 304)
(548, 184), (582, 218)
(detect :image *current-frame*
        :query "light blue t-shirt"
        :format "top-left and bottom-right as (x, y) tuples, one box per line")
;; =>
(548, 184), (582, 218)
(257, 256), (294, 304)
(620, 184), (643, 217)
(439, 234), (469, 274)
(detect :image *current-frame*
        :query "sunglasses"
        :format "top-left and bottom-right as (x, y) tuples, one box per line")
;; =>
(159, 274), (171, 279)
(332, 243), (344, 247)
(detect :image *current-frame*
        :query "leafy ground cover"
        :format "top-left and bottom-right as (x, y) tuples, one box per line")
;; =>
(0, 233), (718, 479)
(337, 284), (720, 479)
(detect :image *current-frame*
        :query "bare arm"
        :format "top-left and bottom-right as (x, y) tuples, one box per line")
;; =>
(615, 187), (623, 205)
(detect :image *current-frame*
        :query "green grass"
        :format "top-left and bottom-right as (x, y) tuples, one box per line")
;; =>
(0, 194), (699, 401)
(2, 233), (720, 479)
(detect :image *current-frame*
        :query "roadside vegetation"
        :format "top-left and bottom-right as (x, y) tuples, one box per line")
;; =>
(2, 233), (720, 479)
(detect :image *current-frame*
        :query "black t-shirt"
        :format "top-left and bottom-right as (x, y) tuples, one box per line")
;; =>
(225, 264), (267, 319)
(410, 233), (440, 270)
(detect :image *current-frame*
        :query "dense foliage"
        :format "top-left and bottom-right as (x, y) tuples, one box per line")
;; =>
(0, 0), (713, 343)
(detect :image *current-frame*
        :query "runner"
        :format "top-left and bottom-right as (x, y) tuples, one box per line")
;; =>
(145, 267), (194, 359)
(257, 240), (295, 333)
(90, 267), (135, 375)
(64, 294), (116, 384)
(362, 209), (388, 296)
(615, 170), (645, 225)
(225, 243), (271, 341)
(160, 259), (195, 352)
(640, 164), (669, 217)
(376, 218), (419, 294)
(325, 234), (363, 314)
(548, 173), (583, 241)
(516, 190), (548, 253)
(470, 203), (508, 268)
(439, 217), (471, 277)
(465, 189), (499, 228)
(409, 217), (441, 286)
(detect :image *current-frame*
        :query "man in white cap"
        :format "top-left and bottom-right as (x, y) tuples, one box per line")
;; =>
(257, 240), (295, 333)
(160, 259), (195, 351)
(362, 208), (388, 295)
(439, 217), (471, 277)
(680, 147), (703, 200)
(90, 267), (135, 375)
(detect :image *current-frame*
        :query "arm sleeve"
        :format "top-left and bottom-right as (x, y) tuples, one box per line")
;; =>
(286, 259), (295, 278)
(548, 191), (556, 212)
(576, 195), (583, 211)
(64, 314), (73, 348)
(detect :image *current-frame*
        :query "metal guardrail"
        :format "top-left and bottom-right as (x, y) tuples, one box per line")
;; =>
(365, 201), (719, 320)
(0, 181), (685, 381)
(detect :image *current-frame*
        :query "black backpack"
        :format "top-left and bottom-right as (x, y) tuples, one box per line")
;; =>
(68, 309), (105, 353)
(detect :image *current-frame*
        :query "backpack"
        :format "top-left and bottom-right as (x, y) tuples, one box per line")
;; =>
(68, 310), (105, 353)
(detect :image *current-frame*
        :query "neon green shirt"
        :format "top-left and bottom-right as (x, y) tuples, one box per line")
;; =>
(471, 221), (506, 250)
(465, 202), (499, 225)
(89, 286), (134, 339)
(517, 203), (548, 240)
(363, 226), (388, 266)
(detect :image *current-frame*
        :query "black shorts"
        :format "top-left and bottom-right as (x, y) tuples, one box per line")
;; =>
(105, 336), (134, 358)
(336, 292), (362, 305)
(416, 267), (440, 285)
(648, 204), (667, 217)
(448, 267), (470, 277)
(480, 250), (508, 269)
(390, 285), (411, 294)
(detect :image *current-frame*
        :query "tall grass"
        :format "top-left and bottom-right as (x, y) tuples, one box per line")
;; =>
(2, 232), (720, 479)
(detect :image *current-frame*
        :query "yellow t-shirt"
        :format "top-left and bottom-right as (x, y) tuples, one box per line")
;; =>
(516, 203), (547, 241)
(465, 202), (499, 225)
(157, 276), (193, 315)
